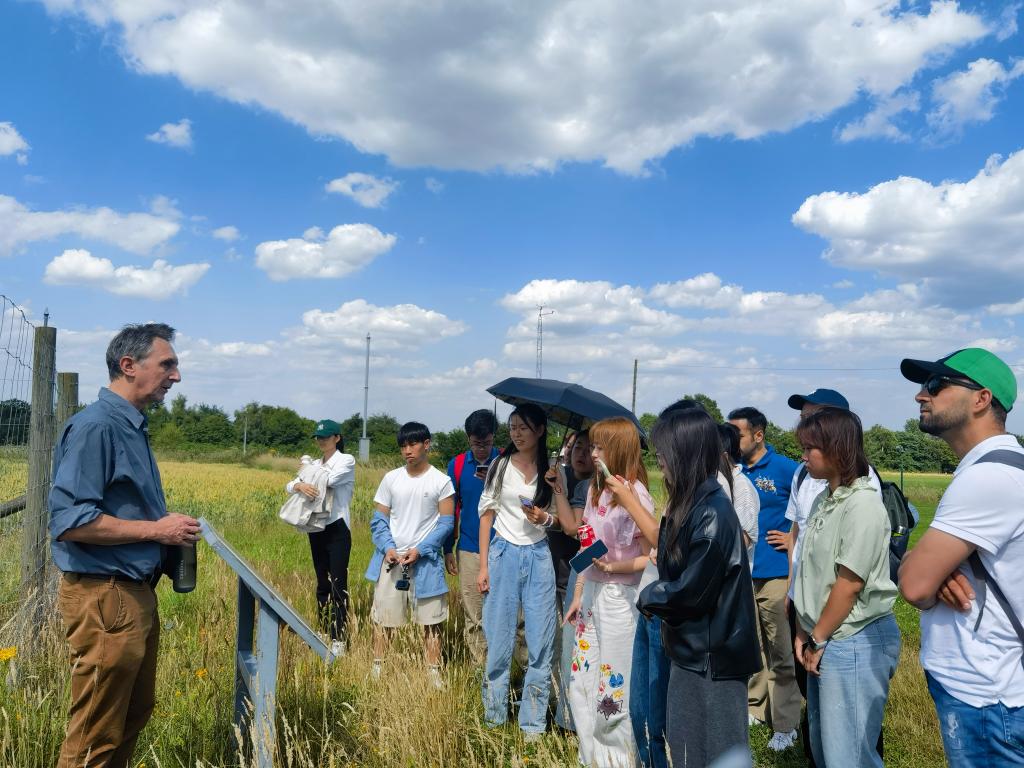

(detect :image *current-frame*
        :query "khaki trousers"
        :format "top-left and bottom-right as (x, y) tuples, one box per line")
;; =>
(458, 549), (528, 667)
(57, 574), (160, 768)
(747, 577), (801, 733)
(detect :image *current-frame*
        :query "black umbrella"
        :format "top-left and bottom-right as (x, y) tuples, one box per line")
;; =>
(487, 377), (647, 440)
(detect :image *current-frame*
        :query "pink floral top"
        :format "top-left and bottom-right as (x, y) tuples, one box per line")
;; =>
(582, 481), (655, 586)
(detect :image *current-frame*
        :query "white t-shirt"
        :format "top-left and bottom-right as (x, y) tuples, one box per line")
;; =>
(285, 450), (356, 527)
(731, 464), (760, 569)
(785, 463), (881, 599)
(478, 456), (548, 546)
(374, 465), (454, 554)
(920, 434), (1024, 707)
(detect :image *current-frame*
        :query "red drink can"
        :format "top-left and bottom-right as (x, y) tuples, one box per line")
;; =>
(578, 523), (595, 548)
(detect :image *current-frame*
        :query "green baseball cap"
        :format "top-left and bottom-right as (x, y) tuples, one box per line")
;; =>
(312, 419), (342, 437)
(900, 348), (1017, 412)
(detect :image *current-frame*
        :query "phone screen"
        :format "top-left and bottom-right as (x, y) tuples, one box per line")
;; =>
(518, 494), (535, 509)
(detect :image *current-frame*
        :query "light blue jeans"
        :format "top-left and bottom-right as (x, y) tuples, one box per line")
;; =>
(807, 614), (900, 768)
(926, 671), (1024, 766)
(481, 537), (556, 733)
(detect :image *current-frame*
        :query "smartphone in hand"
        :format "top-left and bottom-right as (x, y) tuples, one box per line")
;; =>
(518, 495), (535, 509)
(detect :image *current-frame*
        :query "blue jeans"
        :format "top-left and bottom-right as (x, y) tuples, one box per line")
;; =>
(807, 614), (900, 768)
(481, 537), (556, 733)
(630, 614), (670, 768)
(926, 671), (1024, 766)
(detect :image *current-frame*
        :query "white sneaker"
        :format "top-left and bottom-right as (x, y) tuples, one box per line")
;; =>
(748, 713), (764, 727)
(371, 659), (383, 680)
(428, 665), (444, 690)
(523, 730), (543, 743)
(330, 640), (346, 658)
(767, 730), (798, 752)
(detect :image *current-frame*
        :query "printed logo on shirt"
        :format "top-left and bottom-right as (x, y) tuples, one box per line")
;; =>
(754, 476), (777, 494)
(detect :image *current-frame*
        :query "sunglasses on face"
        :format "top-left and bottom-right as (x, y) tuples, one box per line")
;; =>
(922, 375), (984, 397)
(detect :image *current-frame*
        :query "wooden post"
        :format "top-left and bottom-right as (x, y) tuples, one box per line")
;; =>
(631, 359), (638, 414)
(20, 325), (57, 616)
(55, 372), (79, 438)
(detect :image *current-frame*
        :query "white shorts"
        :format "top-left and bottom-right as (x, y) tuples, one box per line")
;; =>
(371, 563), (448, 628)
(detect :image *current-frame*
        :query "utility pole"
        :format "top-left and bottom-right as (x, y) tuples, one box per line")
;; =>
(536, 306), (554, 378)
(359, 333), (371, 461)
(631, 359), (638, 414)
(242, 408), (249, 456)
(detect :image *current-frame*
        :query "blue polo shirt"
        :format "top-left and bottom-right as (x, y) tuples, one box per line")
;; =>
(446, 448), (500, 554)
(49, 388), (167, 580)
(741, 444), (799, 580)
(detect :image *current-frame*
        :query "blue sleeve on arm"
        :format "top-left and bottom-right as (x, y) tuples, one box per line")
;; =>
(48, 421), (113, 541)
(421, 514), (456, 557)
(370, 509), (397, 553)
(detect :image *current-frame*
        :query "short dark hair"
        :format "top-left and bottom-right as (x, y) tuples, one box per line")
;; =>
(795, 408), (869, 488)
(397, 421), (431, 446)
(106, 323), (176, 380)
(464, 409), (498, 439)
(659, 398), (706, 418)
(717, 423), (742, 464)
(991, 398), (1008, 427)
(727, 406), (767, 433)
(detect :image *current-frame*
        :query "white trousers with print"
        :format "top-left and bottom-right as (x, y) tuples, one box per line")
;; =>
(569, 579), (639, 768)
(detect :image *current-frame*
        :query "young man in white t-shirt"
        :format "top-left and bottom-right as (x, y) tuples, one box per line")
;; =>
(899, 348), (1024, 767)
(365, 422), (455, 687)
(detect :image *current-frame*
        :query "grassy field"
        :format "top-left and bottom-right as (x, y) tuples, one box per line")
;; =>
(0, 455), (953, 767)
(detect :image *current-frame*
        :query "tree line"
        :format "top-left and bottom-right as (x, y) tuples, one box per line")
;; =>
(2, 393), (1015, 474)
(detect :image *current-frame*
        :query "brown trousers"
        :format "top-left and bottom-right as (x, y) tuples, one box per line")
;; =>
(747, 576), (801, 734)
(57, 574), (160, 768)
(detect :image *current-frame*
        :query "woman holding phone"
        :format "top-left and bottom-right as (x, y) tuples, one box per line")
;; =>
(547, 416), (655, 767)
(477, 403), (556, 737)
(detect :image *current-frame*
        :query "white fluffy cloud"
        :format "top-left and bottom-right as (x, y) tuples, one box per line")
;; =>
(792, 149), (1024, 307)
(43, 248), (210, 299)
(146, 118), (193, 149)
(649, 273), (743, 310)
(837, 91), (920, 143)
(928, 58), (1024, 137)
(0, 122), (29, 164)
(0, 193), (180, 255)
(38, 0), (990, 173)
(212, 225), (240, 241)
(326, 173), (398, 208)
(299, 298), (466, 350)
(254, 223), (396, 281)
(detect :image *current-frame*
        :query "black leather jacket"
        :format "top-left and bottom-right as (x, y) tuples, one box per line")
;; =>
(638, 477), (761, 680)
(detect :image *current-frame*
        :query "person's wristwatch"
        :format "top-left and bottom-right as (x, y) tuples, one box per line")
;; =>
(807, 634), (830, 652)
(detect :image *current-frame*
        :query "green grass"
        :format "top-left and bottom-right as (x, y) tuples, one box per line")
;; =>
(0, 460), (953, 767)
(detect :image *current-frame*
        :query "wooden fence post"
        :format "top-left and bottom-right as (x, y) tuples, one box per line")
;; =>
(20, 325), (57, 619)
(55, 372), (79, 438)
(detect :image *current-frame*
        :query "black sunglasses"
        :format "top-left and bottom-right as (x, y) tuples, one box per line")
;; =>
(922, 374), (984, 397)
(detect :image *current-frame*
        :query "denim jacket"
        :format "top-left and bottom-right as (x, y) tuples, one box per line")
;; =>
(363, 510), (455, 599)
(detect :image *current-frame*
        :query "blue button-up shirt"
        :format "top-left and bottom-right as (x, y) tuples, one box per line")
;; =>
(49, 388), (167, 580)
(740, 444), (799, 580)
(446, 448), (500, 554)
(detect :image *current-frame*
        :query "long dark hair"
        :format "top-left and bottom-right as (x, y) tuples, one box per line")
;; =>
(795, 407), (869, 488)
(485, 403), (552, 509)
(652, 408), (721, 545)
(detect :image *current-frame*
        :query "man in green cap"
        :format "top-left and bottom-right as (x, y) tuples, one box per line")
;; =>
(898, 348), (1024, 766)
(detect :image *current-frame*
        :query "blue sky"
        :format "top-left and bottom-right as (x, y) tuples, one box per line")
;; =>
(2, 0), (1023, 433)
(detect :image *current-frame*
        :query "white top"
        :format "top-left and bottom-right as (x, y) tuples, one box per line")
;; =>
(478, 456), (548, 545)
(373, 465), (454, 554)
(285, 450), (356, 527)
(785, 463), (881, 599)
(731, 464), (760, 569)
(920, 434), (1024, 707)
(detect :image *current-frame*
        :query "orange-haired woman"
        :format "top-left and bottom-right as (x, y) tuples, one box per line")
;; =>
(546, 416), (656, 767)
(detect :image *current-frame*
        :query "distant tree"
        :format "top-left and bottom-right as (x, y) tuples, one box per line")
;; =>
(680, 393), (723, 423)
(151, 422), (186, 450)
(338, 412), (402, 456)
(638, 412), (657, 435)
(764, 422), (801, 461)
(182, 404), (234, 445)
(0, 399), (30, 445)
(432, 429), (469, 465)
(234, 403), (315, 451)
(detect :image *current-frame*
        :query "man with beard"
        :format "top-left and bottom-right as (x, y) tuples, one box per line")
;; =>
(899, 348), (1024, 767)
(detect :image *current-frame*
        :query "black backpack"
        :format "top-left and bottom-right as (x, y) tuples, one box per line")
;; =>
(796, 465), (915, 583)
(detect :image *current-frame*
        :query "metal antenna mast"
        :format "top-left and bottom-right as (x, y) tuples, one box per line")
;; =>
(536, 306), (554, 378)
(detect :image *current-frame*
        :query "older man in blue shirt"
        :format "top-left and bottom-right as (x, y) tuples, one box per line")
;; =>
(50, 323), (200, 768)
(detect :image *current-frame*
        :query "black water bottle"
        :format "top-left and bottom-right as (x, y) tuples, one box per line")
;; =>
(172, 544), (197, 593)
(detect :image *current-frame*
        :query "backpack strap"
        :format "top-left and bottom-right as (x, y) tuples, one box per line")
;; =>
(968, 551), (1024, 670)
(796, 464), (809, 492)
(967, 448), (1024, 669)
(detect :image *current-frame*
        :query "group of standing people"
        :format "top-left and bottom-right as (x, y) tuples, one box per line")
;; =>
(45, 320), (1023, 768)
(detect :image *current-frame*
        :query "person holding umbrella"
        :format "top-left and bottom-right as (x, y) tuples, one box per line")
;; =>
(477, 403), (557, 738)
